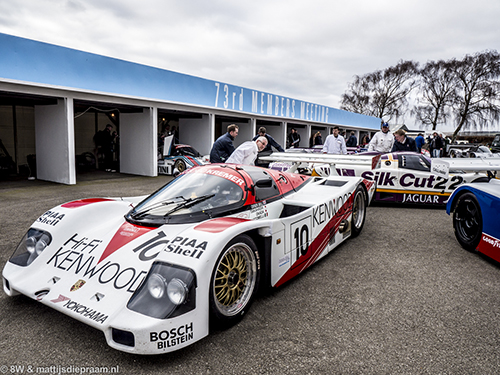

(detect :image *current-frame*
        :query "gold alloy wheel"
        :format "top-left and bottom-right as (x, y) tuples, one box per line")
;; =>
(175, 159), (186, 172)
(213, 242), (257, 317)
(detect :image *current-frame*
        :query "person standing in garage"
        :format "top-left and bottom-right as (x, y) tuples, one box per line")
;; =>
(210, 124), (239, 163)
(287, 128), (301, 148)
(94, 124), (117, 172)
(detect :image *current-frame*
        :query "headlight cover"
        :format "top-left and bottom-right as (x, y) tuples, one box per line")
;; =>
(127, 262), (196, 319)
(9, 228), (52, 267)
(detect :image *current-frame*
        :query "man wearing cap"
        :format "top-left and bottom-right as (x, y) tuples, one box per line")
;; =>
(367, 122), (394, 153)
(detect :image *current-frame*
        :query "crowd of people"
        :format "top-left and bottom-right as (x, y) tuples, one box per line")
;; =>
(150, 121), (449, 171)
(207, 122), (452, 167)
(90, 120), (451, 175)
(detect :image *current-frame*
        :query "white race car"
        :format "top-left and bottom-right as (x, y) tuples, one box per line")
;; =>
(264, 152), (500, 205)
(3, 163), (374, 354)
(158, 135), (209, 175)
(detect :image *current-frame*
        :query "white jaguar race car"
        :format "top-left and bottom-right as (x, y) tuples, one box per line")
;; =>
(3, 164), (374, 354)
(264, 152), (500, 205)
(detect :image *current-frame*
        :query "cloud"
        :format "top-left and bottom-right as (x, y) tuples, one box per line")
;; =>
(0, 0), (499, 128)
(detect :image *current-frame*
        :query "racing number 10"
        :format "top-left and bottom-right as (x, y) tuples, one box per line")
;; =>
(291, 216), (312, 262)
(294, 225), (309, 261)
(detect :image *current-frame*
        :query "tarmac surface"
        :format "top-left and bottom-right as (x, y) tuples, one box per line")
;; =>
(1, 171), (500, 374)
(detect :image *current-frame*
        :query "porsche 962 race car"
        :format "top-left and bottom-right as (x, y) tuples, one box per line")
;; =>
(3, 164), (374, 354)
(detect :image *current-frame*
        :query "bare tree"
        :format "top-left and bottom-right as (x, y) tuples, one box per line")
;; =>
(450, 50), (500, 141)
(413, 60), (456, 131)
(341, 60), (419, 123)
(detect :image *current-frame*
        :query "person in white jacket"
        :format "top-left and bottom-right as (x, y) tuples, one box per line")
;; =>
(225, 136), (268, 165)
(368, 122), (394, 152)
(322, 126), (347, 154)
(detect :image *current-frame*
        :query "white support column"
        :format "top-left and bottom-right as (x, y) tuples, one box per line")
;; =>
(35, 97), (76, 185)
(120, 108), (156, 176)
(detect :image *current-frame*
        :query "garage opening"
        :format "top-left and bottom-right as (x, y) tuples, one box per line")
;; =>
(0, 91), (58, 180)
(74, 100), (144, 178)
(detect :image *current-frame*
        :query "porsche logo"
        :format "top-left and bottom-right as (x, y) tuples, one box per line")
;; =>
(70, 279), (86, 292)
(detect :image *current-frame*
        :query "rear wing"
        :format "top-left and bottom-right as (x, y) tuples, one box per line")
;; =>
(431, 157), (500, 179)
(260, 152), (381, 176)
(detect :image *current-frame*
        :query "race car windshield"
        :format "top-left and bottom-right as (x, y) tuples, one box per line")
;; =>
(176, 146), (201, 157)
(128, 173), (244, 224)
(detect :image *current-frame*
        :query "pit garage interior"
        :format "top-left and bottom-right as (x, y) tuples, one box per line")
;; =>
(0, 33), (381, 185)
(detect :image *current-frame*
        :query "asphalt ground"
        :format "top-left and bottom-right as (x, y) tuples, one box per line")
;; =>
(1, 172), (500, 374)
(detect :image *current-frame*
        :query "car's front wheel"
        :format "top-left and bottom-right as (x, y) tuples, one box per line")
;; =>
(351, 185), (367, 237)
(209, 235), (260, 329)
(453, 192), (483, 251)
(174, 159), (186, 173)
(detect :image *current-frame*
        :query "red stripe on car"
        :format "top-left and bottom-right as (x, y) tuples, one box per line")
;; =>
(194, 217), (250, 233)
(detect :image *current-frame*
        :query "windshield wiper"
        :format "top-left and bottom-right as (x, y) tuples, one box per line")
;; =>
(131, 196), (186, 218)
(163, 194), (215, 216)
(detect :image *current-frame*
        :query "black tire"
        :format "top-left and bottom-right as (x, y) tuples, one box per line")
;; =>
(351, 185), (367, 237)
(209, 235), (260, 329)
(453, 192), (483, 251)
(174, 159), (186, 173)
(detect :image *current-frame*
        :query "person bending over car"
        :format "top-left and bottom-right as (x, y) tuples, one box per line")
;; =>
(210, 124), (239, 163)
(225, 137), (268, 165)
(391, 129), (417, 152)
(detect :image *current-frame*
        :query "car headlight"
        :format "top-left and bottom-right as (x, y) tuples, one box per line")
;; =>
(167, 278), (188, 305)
(128, 262), (196, 319)
(148, 273), (167, 299)
(9, 228), (52, 267)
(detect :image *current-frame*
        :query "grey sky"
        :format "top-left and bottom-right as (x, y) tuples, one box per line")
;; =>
(1, 0), (499, 129)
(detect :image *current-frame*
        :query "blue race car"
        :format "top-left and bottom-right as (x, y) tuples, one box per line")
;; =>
(446, 179), (500, 261)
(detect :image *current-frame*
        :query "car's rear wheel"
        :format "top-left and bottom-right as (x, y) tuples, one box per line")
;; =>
(174, 159), (186, 173)
(209, 235), (260, 329)
(351, 185), (367, 237)
(453, 192), (482, 251)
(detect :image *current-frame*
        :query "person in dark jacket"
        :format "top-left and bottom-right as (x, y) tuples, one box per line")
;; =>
(346, 131), (358, 147)
(287, 128), (301, 148)
(391, 129), (417, 152)
(430, 131), (444, 157)
(252, 127), (285, 153)
(210, 124), (239, 163)
(252, 127), (284, 167)
(415, 133), (425, 153)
